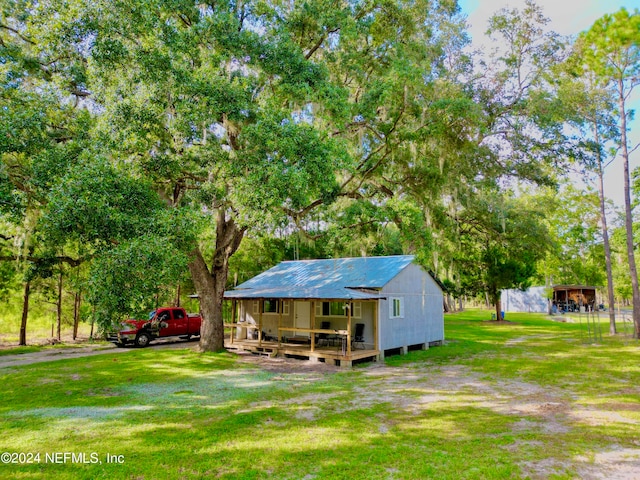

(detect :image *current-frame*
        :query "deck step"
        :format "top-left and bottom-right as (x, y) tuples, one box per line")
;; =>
(253, 347), (277, 358)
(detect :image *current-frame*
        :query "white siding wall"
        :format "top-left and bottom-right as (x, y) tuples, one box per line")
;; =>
(501, 287), (548, 314)
(378, 264), (444, 351)
(237, 300), (294, 340)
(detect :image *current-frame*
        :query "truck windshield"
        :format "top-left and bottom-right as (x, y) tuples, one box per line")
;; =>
(148, 311), (156, 320)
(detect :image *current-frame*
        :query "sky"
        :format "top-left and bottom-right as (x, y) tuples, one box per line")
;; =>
(458, 0), (640, 209)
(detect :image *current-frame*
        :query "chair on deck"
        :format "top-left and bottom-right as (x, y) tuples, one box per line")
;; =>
(262, 331), (277, 342)
(352, 323), (365, 349)
(316, 321), (331, 346)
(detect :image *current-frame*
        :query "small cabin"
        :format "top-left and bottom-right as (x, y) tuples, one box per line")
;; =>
(223, 255), (444, 366)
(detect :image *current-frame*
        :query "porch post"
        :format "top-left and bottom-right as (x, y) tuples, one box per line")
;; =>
(278, 300), (282, 347)
(230, 299), (237, 345)
(347, 301), (352, 356)
(310, 300), (316, 352)
(258, 302), (263, 345)
(373, 300), (378, 352)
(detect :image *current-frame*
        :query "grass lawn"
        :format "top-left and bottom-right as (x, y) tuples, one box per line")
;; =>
(0, 309), (639, 479)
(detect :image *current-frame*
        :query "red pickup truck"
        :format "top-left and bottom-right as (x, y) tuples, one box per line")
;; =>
(107, 307), (202, 348)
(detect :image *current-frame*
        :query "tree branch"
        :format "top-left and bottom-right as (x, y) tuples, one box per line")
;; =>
(0, 255), (86, 267)
(0, 23), (35, 45)
(305, 28), (339, 60)
(305, 35), (326, 60)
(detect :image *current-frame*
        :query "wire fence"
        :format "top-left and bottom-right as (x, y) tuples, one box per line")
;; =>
(578, 309), (603, 344)
(577, 306), (636, 344)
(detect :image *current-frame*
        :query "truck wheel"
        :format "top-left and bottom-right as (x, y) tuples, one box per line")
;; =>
(135, 332), (151, 348)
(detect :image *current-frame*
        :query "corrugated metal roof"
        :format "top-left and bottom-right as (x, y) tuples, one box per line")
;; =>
(224, 255), (414, 300)
(224, 287), (383, 300)
(552, 285), (598, 290)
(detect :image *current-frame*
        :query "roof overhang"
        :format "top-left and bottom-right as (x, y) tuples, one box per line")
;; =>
(224, 287), (385, 301)
(553, 285), (598, 291)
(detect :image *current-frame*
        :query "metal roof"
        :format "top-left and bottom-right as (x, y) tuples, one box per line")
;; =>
(552, 285), (598, 290)
(224, 255), (415, 300)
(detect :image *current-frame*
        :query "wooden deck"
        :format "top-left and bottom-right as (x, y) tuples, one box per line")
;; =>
(224, 337), (380, 367)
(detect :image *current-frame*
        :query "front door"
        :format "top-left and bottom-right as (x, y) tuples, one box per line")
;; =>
(294, 301), (311, 338)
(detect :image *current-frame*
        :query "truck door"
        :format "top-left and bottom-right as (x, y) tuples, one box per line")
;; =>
(169, 308), (189, 335)
(155, 310), (175, 337)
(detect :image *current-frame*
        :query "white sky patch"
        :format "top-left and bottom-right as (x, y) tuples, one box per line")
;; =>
(460, 0), (640, 40)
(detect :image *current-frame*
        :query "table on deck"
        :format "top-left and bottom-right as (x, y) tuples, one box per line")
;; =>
(285, 336), (311, 345)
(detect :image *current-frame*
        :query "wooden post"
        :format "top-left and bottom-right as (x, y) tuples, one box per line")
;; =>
(230, 299), (237, 345)
(278, 301), (283, 346)
(347, 301), (352, 357)
(258, 302), (263, 345)
(310, 301), (315, 352)
(373, 300), (378, 352)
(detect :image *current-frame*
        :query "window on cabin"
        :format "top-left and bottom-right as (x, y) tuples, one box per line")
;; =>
(316, 301), (362, 318)
(390, 297), (404, 319)
(263, 299), (278, 313)
(252, 299), (289, 314)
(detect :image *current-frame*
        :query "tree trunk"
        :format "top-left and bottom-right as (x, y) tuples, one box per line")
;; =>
(593, 123), (616, 334)
(188, 247), (221, 351)
(174, 283), (181, 307)
(189, 209), (246, 352)
(618, 79), (640, 338)
(90, 305), (95, 340)
(57, 270), (63, 341)
(495, 298), (502, 322)
(19, 281), (30, 346)
(73, 292), (81, 340)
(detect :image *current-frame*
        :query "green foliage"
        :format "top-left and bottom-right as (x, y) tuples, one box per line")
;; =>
(475, 0), (569, 186)
(87, 235), (189, 326)
(453, 190), (552, 303)
(42, 159), (164, 250)
(535, 184), (607, 287)
(231, 115), (348, 222)
(0, 260), (18, 301)
(578, 8), (640, 83)
(609, 223), (640, 304)
(40, 158), (200, 326)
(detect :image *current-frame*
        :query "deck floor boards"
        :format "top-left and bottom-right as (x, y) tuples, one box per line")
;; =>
(225, 337), (379, 365)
